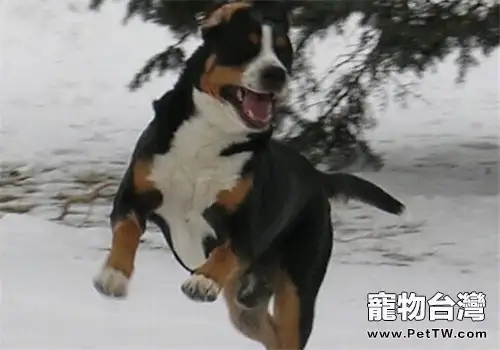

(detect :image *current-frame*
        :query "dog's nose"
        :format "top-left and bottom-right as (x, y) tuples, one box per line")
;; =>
(260, 65), (287, 92)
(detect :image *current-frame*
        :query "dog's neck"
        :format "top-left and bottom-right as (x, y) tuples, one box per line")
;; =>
(169, 107), (250, 161)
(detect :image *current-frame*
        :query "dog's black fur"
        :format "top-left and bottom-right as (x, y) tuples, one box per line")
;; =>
(94, 2), (405, 348)
(203, 140), (404, 347)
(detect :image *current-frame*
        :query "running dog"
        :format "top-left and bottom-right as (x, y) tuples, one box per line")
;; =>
(93, 2), (405, 349)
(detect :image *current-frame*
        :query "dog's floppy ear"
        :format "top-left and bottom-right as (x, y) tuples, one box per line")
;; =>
(200, 18), (222, 42)
(200, 1), (252, 41)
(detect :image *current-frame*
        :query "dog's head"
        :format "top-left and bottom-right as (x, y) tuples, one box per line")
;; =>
(193, 1), (293, 133)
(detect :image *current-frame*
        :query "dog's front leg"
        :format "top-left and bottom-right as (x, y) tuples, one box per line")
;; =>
(93, 212), (144, 298)
(93, 159), (160, 299)
(181, 176), (253, 302)
(181, 242), (238, 302)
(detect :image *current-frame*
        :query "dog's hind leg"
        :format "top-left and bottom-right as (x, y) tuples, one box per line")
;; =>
(224, 272), (279, 350)
(273, 201), (334, 349)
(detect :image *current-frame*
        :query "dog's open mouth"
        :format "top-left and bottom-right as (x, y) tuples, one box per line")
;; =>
(223, 86), (276, 130)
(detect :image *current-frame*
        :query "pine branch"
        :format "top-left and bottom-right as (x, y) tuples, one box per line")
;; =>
(128, 33), (189, 90)
(89, 0), (500, 170)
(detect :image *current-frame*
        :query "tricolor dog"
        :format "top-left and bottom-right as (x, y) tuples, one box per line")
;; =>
(93, 2), (405, 349)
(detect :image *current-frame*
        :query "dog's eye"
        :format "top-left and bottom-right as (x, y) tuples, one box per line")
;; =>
(275, 36), (288, 49)
(273, 36), (293, 72)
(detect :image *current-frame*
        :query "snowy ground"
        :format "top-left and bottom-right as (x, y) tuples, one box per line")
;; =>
(1, 1), (498, 349)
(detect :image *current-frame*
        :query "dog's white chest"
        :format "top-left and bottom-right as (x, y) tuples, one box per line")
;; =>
(149, 117), (250, 270)
(152, 150), (247, 212)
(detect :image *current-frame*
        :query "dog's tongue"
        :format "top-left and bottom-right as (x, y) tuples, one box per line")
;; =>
(242, 90), (272, 121)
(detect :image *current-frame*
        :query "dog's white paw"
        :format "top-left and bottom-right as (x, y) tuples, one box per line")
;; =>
(93, 267), (129, 298)
(181, 274), (221, 302)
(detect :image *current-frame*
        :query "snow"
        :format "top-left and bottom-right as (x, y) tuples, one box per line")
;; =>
(1, 207), (497, 349)
(0, 0), (498, 349)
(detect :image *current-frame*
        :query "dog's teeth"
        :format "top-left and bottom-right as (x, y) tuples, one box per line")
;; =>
(237, 89), (243, 101)
(248, 110), (255, 119)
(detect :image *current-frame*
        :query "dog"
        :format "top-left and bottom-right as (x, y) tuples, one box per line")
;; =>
(93, 1), (405, 349)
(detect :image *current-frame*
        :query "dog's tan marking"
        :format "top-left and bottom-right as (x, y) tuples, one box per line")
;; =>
(273, 271), (301, 349)
(216, 176), (253, 213)
(204, 54), (217, 72)
(249, 32), (261, 45)
(133, 159), (155, 192)
(202, 2), (252, 29)
(194, 242), (238, 285)
(104, 214), (143, 278)
(201, 55), (245, 99)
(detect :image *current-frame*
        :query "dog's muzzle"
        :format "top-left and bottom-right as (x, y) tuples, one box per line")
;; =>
(259, 65), (287, 93)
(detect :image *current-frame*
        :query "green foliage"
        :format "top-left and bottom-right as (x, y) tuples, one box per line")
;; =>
(90, 0), (499, 170)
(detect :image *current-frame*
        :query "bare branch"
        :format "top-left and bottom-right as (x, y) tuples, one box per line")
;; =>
(55, 181), (116, 224)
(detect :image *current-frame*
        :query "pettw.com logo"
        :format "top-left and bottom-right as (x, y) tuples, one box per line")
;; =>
(367, 291), (486, 322)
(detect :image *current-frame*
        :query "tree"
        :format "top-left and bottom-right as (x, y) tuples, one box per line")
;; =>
(89, 0), (499, 170)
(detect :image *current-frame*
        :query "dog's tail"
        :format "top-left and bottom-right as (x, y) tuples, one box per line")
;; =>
(319, 172), (405, 215)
